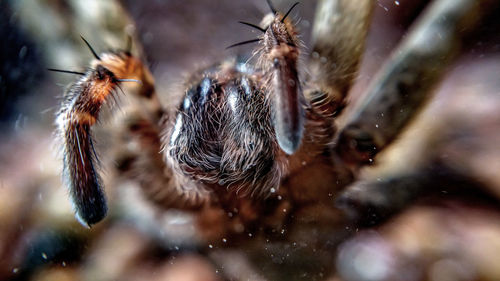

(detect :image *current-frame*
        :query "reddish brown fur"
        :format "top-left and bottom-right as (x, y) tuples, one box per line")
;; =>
(56, 51), (156, 226)
(57, 65), (120, 226)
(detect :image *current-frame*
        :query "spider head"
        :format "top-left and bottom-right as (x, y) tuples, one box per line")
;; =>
(166, 59), (285, 196)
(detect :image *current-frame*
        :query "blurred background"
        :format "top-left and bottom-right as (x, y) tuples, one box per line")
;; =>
(1, 0), (500, 280)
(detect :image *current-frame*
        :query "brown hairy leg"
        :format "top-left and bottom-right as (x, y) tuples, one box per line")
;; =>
(55, 38), (158, 226)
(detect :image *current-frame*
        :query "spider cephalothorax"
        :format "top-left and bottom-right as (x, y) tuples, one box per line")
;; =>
(165, 60), (285, 197)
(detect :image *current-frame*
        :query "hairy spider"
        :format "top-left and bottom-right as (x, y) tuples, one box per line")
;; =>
(54, 0), (494, 228)
(55, 0), (364, 228)
(47, 0), (499, 278)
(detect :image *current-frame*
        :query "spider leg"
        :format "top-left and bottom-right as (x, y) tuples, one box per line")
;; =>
(338, 63), (500, 226)
(104, 46), (210, 210)
(115, 109), (209, 210)
(336, 161), (499, 228)
(335, 0), (499, 166)
(56, 65), (122, 227)
(55, 46), (174, 226)
(308, 0), (373, 117)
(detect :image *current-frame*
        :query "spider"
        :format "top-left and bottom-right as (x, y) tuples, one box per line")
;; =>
(48, 0), (499, 279)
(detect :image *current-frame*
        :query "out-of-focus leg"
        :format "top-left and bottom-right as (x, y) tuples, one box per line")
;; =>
(336, 163), (496, 227)
(308, 0), (373, 116)
(335, 0), (499, 166)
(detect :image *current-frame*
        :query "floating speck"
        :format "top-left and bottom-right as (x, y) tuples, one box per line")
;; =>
(42, 252), (48, 259)
(14, 114), (27, 131)
(143, 32), (154, 44)
(378, 2), (389, 12)
(19, 46), (27, 59)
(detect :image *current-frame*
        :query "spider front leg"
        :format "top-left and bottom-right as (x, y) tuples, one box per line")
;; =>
(335, 0), (499, 166)
(55, 39), (161, 226)
(336, 161), (497, 227)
